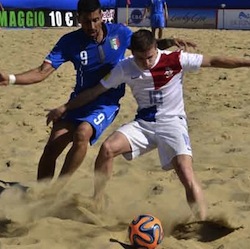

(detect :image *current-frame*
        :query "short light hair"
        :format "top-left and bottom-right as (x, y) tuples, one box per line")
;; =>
(130, 29), (157, 52)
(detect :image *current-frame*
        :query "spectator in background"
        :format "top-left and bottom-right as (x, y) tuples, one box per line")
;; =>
(143, 0), (168, 39)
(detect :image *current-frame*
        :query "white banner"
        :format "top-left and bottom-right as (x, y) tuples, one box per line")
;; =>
(218, 9), (250, 30)
(118, 8), (149, 27)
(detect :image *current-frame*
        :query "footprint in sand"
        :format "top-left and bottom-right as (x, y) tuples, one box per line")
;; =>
(0, 219), (28, 238)
(0, 219), (40, 246)
(171, 219), (243, 242)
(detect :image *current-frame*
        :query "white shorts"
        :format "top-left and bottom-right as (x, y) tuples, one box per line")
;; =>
(117, 116), (192, 170)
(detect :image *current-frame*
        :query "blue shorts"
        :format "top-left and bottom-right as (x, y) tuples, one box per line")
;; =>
(63, 102), (120, 145)
(151, 14), (165, 28)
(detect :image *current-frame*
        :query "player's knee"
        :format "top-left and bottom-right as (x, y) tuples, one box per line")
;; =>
(74, 126), (93, 143)
(99, 141), (116, 159)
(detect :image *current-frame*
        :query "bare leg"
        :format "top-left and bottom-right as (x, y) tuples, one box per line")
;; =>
(172, 155), (207, 221)
(93, 131), (131, 207)
(37, 121), (74, 180)
(59, 122), (93, 177)
(151, 27), (156, 38)
(158, 28), (163, 39)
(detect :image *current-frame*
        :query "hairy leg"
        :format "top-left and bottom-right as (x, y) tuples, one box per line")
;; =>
(37, 121), (74, 181)
(172, 155), (207, 221)
(59, 122), (93, 177)
(93, 131), (131, 205)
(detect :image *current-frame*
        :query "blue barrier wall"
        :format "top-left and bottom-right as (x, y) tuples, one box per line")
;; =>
(0, 0), (116, 10)
(2, 0), (250, 10)
(116, 0), (250, 9)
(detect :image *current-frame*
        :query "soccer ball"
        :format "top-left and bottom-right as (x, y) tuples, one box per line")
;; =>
(128, 214), (164, 249)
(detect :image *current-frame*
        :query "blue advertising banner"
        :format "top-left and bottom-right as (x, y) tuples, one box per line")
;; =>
(168, 9), (217, 29)
(116, 0), (250, 9)
(117, 8), (217, 29)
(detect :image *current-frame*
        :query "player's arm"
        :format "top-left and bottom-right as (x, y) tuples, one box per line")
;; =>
(201, 55), (250, 68)
(0, 61), (55, 86)
(46, 63), (125, 125)
(46, 83), (108, 125)
(66, 83), (107, 111)
(156, 38), (197, 50)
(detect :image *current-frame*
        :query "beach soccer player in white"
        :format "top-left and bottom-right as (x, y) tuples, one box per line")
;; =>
(46, 29), (250, 221)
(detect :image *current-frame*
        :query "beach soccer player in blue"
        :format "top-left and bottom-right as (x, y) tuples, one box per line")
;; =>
(143, 0), (169, 39)
(0, 0), (195, 183)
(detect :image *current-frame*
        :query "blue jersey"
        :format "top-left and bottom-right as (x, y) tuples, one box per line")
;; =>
(45, 23), (132, 104)
(44, 23), (132, 145)
(147, 0), (166, 15)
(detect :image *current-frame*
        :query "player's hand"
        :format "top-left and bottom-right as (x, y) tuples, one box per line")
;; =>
(173, 38), (197, 51)
(0, 73), (10, 86)
(46, 105), (67, 125)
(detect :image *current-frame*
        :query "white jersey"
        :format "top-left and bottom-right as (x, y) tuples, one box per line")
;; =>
(101, 49), (203, 122)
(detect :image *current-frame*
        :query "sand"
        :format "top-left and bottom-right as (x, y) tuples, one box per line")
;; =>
(0, 26), (250, 249)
